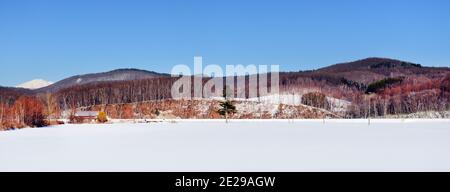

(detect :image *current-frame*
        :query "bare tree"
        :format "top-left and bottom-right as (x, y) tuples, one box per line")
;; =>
(0, 96), (4, 126)
(44, 92), (57, 121)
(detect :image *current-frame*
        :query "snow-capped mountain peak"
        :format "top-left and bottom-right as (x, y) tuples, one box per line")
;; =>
(16, 79), (53, 90)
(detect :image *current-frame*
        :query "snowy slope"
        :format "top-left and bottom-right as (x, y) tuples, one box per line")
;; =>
(1, 120), (449, 172)
(16, 79), (53, 90)
(212, 94), (351, 113)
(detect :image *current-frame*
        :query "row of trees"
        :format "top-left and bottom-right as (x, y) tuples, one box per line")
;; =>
(52, 73), (366, 111)
(365, 77), (404, 94)
(0, 96), (48, 130)
(346, 77), (450, 118)
(55, 77), (177, 110)
(301, 92), (330, 110)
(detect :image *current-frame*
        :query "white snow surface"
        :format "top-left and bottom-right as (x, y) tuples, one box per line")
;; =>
(16, 79), (53, 90)
(1, 120), (450, 172)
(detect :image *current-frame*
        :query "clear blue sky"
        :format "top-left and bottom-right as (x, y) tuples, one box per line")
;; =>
(1, 0), (450, 86)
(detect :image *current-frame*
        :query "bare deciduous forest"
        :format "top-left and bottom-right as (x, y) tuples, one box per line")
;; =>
(1, 58), (449, 130)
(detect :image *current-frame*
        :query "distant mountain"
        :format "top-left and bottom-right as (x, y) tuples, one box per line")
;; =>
(36, 68), (170, 93)
(308, 57), (449, 84)
(318, 57), (423, 72)
(16, 79), (53, 90)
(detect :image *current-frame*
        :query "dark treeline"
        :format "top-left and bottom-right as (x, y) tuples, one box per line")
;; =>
(56, 77), (178, 110)
(54, 73), (361, 110)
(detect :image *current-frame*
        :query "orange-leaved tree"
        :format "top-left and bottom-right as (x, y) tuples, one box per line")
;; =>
(97, 111), (108, 123)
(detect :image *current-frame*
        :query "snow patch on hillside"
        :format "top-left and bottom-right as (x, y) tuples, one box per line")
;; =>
(16, 79), (53, 90)
(212, 94), (351, 113)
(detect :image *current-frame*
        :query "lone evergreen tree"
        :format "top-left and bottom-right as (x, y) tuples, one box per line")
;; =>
(218, 86), (237, 123)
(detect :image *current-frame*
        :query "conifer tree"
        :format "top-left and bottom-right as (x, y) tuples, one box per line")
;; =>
(218, 87), (237, 123)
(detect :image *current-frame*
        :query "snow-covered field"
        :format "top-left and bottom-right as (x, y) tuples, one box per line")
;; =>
(1, 120), (450, 172)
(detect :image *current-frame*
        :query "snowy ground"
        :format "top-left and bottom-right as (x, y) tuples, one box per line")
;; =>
(212, 94), (351, 113)
(1, 120), (450, 172)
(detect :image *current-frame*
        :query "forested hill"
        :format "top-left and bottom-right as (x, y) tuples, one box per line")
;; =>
(1, 57), (449, 129)
(288, 57), (449, 85)
(35, 68), (170, 93)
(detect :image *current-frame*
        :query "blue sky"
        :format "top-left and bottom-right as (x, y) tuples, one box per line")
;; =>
(1, 0), (450, 86)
